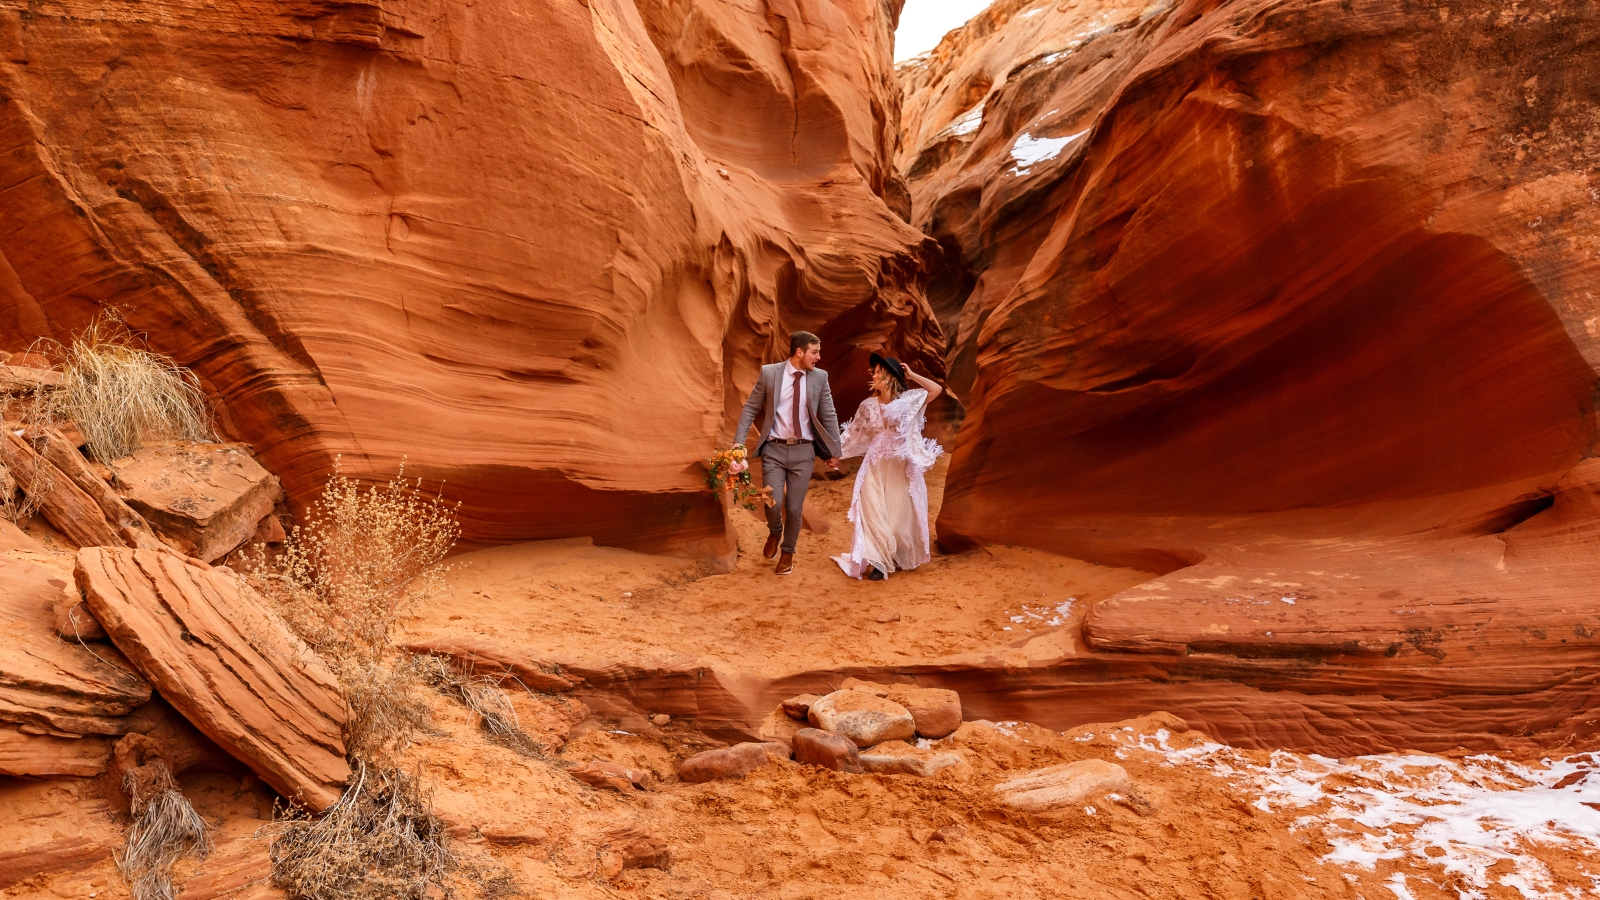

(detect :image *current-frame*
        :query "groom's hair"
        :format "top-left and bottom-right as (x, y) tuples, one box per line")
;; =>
(789, 331), (821, 355)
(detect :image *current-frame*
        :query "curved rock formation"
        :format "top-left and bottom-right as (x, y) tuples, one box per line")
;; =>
(0, 0), (943, 558)
(899, 0), (1600, 745)
(906, 0), (1600, 562)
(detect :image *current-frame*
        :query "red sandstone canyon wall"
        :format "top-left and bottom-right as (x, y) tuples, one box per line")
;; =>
(902, 0), (1600, 569)
(900, 0), (1600, 747)
(0, 0), (944, 557)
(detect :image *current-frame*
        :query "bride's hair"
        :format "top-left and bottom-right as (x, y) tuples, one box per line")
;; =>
(872, 365), (903, 402)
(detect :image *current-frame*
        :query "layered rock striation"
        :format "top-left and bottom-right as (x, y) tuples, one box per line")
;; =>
(0, 0), (944, 559)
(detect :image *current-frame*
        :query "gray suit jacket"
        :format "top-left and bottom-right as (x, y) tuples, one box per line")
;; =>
(733, 363), (842, 460)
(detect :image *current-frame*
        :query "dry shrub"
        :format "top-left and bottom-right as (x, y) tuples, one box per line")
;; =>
(253, 465), (463, 898)
(267, 762), (453, 900)
(254, 461), (460, 761)
(416, 656), (544, 758)
(117, 759), (213, 900)
(52, 318), (215, 463)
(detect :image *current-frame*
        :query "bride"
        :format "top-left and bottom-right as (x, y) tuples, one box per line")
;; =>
(832, 353), (944, 581)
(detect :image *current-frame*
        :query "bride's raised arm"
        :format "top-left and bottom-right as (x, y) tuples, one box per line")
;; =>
(901, 364), (944, 403)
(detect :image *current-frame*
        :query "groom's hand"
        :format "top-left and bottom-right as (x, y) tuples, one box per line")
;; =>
(826, 458), (840, 470)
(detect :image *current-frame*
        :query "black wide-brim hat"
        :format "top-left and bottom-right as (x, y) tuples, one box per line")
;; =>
(868, 352), (907, 389)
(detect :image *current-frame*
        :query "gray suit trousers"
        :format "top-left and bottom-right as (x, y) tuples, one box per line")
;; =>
(761, 441), (815, 554)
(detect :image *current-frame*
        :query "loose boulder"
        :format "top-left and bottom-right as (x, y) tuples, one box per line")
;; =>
(678, 742), (788, 783)
(0, 556), (150, 747)
(807, 690), (915, 748)
(839, 677), (891, 697)
(109, 442), (282, 562)
(791, 728), (863, 774)
(597, 824), (670, 877)
(571, 759), (649, 793)
(858, 740), (963, 777)
(75, 547), (350, 810)
(781, 693), (822, 720)
(993, 760), (1132, 813)
(886, 685), (963, 739)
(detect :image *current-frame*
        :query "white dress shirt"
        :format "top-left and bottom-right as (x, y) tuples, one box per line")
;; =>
(773, 361), (814, 441)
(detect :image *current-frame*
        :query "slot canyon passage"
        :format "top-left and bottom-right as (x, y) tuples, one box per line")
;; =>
(2, 0), (1600, 897)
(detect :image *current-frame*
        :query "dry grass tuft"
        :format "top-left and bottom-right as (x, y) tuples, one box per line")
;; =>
(117, 760), (213, 900)
(53, 318), (215, 463)
(267, 762), (453, 900)
(252, 461), (460, 762)
(417, 656), (545, 758)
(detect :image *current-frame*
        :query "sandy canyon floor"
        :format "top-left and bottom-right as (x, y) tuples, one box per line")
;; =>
(5, 462), (1600, 900)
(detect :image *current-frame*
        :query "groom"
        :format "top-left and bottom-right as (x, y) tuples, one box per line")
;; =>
(732, 331), (842, 575)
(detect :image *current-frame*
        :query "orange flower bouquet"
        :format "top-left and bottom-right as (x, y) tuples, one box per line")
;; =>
(707, 446), (773, 511)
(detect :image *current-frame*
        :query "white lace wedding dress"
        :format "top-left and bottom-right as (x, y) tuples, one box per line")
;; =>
(832, 388), (943, 579)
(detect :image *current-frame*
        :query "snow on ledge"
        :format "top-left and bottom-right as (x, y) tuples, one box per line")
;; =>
(1010, 129), (1089, 175)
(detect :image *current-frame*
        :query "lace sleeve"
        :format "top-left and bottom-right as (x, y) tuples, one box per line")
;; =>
(894, 389), (943, 470)
(838, 399), (882, 458)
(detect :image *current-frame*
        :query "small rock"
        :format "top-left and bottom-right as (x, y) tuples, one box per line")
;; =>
(651, 713), (670, 726)
(597, 824), (669, 877)
(874, 609), (900, 623)
(807, 690), (915, 747)
(928, 824), (967, 843)
(253, 514), (286, 545)
(53, 599), (107, 642)
(791, 728), (862, 774)
(570, 759), (649, 793)
(678, 742), (788, 783)
(858, 740), (962, 777)
(993, 759), (1131, 812)
(780, 693), (822, 720)
(886, 685), (963, 739)
(839, 676), (890, 697)
(483, 827), (548, 847)
(0, 365), (63, 393)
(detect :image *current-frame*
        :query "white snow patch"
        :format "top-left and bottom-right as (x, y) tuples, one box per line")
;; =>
(1110, 728), (1600, 899)
(944, 104), (984, 137)
(1010, 129), (1088, 175)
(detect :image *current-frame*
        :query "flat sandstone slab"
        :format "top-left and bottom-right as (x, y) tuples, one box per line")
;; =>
(0, 556), (150, 739)
(110, 442), (281, 562)
(76, 547), (349, 809)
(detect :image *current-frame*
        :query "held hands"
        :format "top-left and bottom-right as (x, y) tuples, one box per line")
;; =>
(826, 457), (840, 470)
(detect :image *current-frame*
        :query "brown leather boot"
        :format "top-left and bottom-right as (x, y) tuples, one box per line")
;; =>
(763, 531), (781, 559)
(775, 551), (794, 575)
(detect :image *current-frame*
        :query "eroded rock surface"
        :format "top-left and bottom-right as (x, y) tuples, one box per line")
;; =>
(76, 547), (349, 809)
(0, 0), (944, 561)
